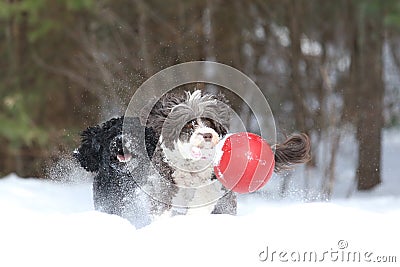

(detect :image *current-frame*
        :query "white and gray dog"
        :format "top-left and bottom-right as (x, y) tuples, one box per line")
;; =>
(143, 90), (237, 217)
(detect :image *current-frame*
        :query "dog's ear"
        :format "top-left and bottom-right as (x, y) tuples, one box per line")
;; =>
(73, 125), (103, 172)
(213, 121), (229, 137)
(144, 94), (185, 134)
(214, 92), (230, 106)
(211, 92), (231, 136)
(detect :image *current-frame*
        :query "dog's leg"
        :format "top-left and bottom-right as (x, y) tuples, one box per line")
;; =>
(121, 188), (152, 229)
(92, 174), (124, 215)
(211, 188), (237, 215)
(184, 182), (227, 215)
(170, 187), (195, 215)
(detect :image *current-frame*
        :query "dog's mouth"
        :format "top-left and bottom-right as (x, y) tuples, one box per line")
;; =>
(187, 145), (218, 161)
(190, 146), (203, 159)
(116, 153), (132, 163)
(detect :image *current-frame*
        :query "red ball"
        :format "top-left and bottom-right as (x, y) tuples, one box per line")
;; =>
(214, 132), (275, 194)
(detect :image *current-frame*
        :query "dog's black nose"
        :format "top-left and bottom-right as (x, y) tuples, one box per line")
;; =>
(202, 133), (213, 142)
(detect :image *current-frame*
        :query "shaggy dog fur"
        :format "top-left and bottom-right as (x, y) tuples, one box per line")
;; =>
(74, 90), (311, 228)
(143, 90), (237, 216)
(74, 116), (158, 228)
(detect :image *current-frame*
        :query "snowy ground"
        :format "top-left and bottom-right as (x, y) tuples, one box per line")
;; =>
(1, 129), (399, 267)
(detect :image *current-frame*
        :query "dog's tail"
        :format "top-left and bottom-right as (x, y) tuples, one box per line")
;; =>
(274, 133), (311, 172)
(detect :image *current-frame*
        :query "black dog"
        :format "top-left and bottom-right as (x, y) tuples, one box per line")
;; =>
(74, 116), (158, 228)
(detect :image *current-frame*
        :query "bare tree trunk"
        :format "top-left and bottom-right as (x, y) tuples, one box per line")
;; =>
(4, 0), (29, 176)
(280, 172), (292, 198)
(136, 0), (153, 77)
(203, 0), (216, 61)
(352, 2), (384, 190)
(278, 0), (307, 194)
(286, 0), (307, 132)
(320, 67), (342, 199)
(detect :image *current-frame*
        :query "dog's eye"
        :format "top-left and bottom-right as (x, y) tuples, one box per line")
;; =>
(185, 120), (196, 129)
(181, 127), (193, 136)
(201, 118), (213, 128)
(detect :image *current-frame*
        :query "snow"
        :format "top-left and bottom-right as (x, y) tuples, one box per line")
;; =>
(1, 129), (400, 267)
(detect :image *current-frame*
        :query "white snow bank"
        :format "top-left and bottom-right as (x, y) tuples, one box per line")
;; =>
(0, 174), (399, 267)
